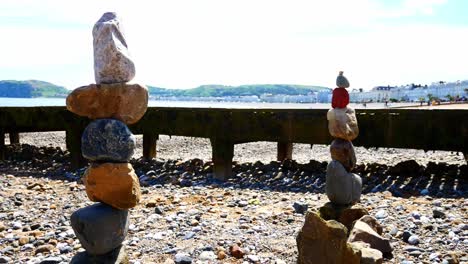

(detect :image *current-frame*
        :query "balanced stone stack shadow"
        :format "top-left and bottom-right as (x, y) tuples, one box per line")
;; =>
(297, 72), (392, 264)
(66, 12), (148, 263)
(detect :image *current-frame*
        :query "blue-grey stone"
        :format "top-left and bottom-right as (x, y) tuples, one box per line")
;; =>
(175, 253), (193, 264)
(81, 119), (135, 162)
(408, 235), (420, 245)
(71, 203), (129, 255)
(325, 160), (361, 205)
(336, 71), (350, 88)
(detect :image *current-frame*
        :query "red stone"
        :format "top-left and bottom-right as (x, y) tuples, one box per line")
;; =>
(332, 87), (350, 108)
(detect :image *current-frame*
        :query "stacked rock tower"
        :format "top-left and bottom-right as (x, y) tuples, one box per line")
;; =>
(66, 12), (148, 263)
(326, 71), (362, 205)
(296, 75), (391, 263)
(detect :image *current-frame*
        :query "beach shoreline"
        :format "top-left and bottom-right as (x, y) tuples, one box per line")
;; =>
(0, 132), (466, 263)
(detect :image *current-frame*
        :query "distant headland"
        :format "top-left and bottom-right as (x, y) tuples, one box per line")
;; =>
(0, 80), (330, 101)
(0, 80), (69, 98)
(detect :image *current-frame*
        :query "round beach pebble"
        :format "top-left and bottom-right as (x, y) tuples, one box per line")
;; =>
(81, 119), (135, 162)
(70, 203), (129, 256)
(66, 83), (148, 125)
(84, 163), (141, 209)
(332, 87), (350, 109)
(93, 12), (135, 84)
(330, 138), (356, 171)
(326, 160), (362, 205)
(336, 71), (350, 88)
(327, 107), (359, 141)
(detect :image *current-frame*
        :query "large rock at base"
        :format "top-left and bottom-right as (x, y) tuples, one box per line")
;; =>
(326, 160), (362, 205)
(66, 83), (148, 125)
(70, 245), (129, 264)
(348, 220), (393, 254)
(84, 163), (141, 209)
(93, 12), (135, 84)
(327, 107), (359, 141)
(332, 88), (350, 109)
(297, 211), (361, 264)
(71, 203), (129, 256)
(82, 119), (135, 162)
(318, 202), (368, 232)
(330, 139), (356, 171)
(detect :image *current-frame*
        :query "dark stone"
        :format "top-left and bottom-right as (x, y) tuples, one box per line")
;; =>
(81, 119), (135, 162)
(388, 160), (422, 175)
(71, 203), (129, 255)
(293, 201), (309, 215)
(70, 245), (129, 264)
(433, 208), (446, 218)
(39, 257), (63, 264)
(402, 231), (412, 243)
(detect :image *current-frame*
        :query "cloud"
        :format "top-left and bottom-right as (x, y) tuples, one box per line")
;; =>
(379, 0), (448, 17)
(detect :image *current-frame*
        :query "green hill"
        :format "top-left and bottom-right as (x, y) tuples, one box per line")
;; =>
(0, 80), (330, 98)
(0, 80), (69, 98)
(148, 84), (330, 97)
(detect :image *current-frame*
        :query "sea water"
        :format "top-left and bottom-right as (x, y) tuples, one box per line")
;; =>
(0, 97), (419, 109)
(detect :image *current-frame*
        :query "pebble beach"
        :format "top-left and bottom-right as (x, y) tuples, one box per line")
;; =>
(0, 132), (466, 264)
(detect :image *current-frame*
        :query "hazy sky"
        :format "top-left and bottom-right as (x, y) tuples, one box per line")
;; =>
(0, 0), (467, 90)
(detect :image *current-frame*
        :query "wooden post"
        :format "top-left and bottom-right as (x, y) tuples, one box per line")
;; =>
(210, 138), (234, 181)
(0, 130), (4, 160)
(66, 127), (87, 170)
(143, 133), (158, 160)
(277, 142), (293, 161)
(9, 133), (20, 144)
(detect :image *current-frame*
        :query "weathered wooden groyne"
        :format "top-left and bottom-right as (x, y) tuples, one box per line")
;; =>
(0, 106), (466, 180)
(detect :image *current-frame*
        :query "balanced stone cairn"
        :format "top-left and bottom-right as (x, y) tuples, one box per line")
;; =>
(297, 73), (391, 263)
(326, 71), (362, 205)
(66, 12), (148, 263)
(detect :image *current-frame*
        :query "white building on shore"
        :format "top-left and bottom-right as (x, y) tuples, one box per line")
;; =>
(349, 81), (468, 102)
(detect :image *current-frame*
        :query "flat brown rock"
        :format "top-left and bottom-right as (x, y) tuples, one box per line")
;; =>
(84, 163), (141, 209)
(66, 83), (148, 124)
(318, 202), (368, 232)
(348, 220), (393, 254)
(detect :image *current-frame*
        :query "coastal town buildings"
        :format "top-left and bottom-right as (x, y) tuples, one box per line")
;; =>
(149, 80), (467, 104)
(349, 80), (468, 103)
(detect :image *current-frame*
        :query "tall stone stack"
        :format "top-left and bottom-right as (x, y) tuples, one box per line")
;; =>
(66, 12), (148, 263)
(326, 71), (362, 205)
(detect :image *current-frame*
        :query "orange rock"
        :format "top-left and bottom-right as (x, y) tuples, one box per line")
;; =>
(84, 163), (141, 209)
(66, 83), (148, 124)
(229, 244), (245, 259)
